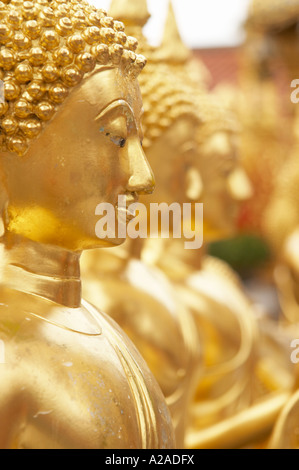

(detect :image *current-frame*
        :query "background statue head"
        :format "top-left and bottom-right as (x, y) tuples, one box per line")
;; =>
(139, 62), (202, 209)
(0, 0), (154, 251)
(139, 62), (252, 241)
(195, 94), (253, 240)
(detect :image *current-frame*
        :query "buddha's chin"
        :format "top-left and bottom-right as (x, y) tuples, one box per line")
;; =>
(80, 232), (127, 251)
(116, 206), (137, 223)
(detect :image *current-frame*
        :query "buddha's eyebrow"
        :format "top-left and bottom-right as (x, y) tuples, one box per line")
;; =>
(95, 100), (136, 125)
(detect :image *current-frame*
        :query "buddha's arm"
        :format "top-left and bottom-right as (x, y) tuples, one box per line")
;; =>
(185, 392), (290, 450)
(268, 389), (299, 449)
(283, 228), (299, 274)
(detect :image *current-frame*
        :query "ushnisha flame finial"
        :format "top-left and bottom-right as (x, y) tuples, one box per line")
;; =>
(0, 0), (146, 157)
(109, 0), (150, 28)
(108, 0), (156, 60)
(154, 0), (211, 89)
(156, 0), (190, 65)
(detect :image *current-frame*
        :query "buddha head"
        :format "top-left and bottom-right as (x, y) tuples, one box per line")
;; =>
(0, 0), (154, 251)
(247, 0), (299, 79)
(139, 63), (202, 209)
(195, 94), (253, 240)
(139, 64), (251, 240)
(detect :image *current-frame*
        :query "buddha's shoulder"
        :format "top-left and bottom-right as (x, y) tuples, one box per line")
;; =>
(184, 256), (255, 317)
(0, 296), (174, 448)
(0, 293), (155, 383)
(201, 256), (244, 288)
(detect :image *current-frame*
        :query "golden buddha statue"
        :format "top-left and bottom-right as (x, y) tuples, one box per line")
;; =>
(0, 0), (176, 449)
(138, 85), (294, 448)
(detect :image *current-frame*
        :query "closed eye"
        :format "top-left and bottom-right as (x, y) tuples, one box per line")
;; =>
(116, 137), (127, 148)
(103, 131), (127, 148)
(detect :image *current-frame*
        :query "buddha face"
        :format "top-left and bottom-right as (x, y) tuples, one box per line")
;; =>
(143, 116), (200, 207)
(196, 130), (252, 239)
(140, 117), (251, 242)
(0, 67), (154, 251)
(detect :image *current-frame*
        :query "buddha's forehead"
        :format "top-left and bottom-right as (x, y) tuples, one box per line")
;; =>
(198, 131), (238, 177)
(153, 117), (198, 150)
(71, 67), (143, 123)
(201, 131), (236, 155)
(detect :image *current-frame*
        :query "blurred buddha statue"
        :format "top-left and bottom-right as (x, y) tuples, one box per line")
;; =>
(240, 0), (299, 237)
(154, 0), (211, 91)
(268, 388), (299, 449)
(209, 1), (296, 327)
(247, 0), (299, 78)
(246, 0), (299, 325)
(81, 0), (202, 448)
(247, 0), (299, 54)
(131, 0), (294, 448)
(237, 33), (291, 237)
(0, 0), (176, 449)
(110, 0), (211, 90)
(263, 134), (299, 324)
(139, 86), (294, 448)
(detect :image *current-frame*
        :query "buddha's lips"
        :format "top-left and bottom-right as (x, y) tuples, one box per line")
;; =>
(116, 194), (139, 222)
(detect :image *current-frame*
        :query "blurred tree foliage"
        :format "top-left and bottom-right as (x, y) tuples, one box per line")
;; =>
(208, 234), (272, 276)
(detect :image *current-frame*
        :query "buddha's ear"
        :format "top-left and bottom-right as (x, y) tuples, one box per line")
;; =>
(227, 167), (253, 201)
(185, 167), (203, 201)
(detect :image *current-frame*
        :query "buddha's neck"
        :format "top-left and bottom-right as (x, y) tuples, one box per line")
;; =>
(81, 239), (138, 281)
(0, 233), (82, 308)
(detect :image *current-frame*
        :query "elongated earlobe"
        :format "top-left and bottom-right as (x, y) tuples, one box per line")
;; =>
(186, 167), (203, 201)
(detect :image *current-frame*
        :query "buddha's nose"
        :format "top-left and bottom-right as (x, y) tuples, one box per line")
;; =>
(186, 166), (203, 201)
(126, 139), (155, 195)
(227, 166), (253, 201)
